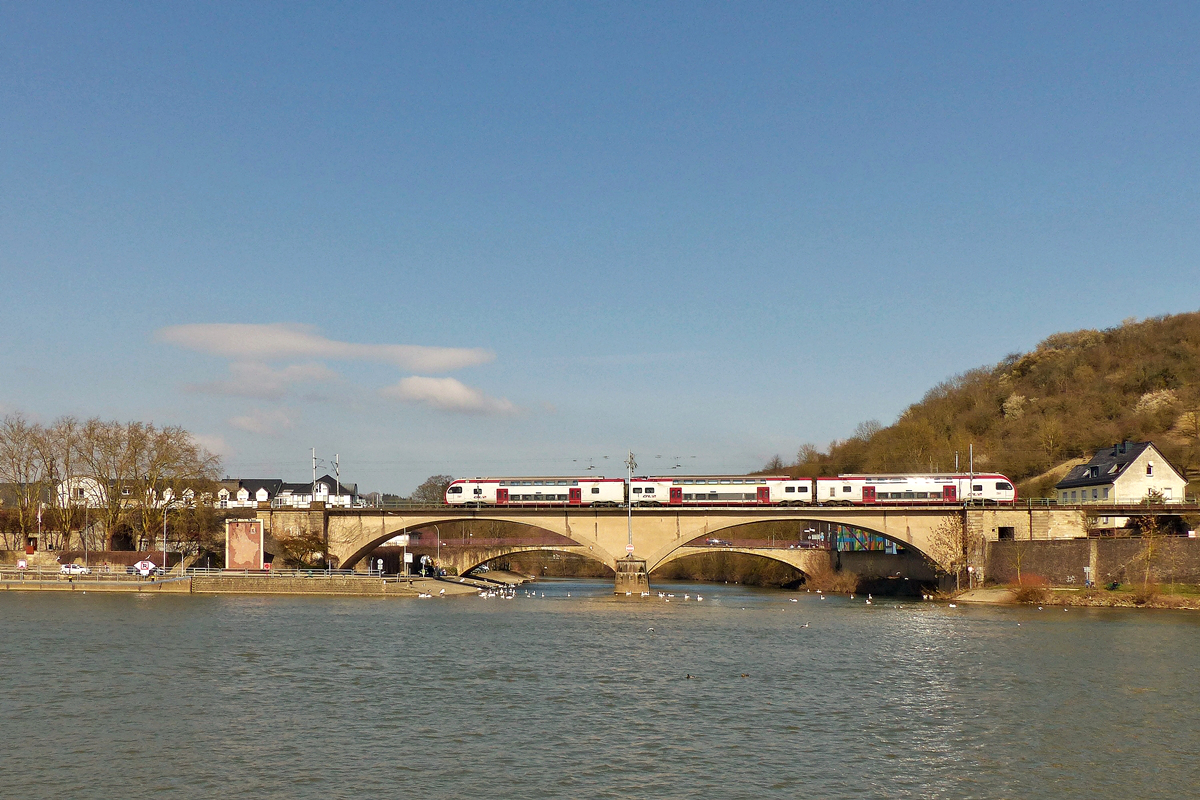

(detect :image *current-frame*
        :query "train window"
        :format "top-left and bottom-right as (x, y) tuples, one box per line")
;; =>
(632, 487), (642, 493)
(521, 481), (532, 486)
(829, 488), (836, 498)
(916, 492), (927, 499)
(591, 487), (600, 494)
(843, 486), (851, 493)
(683, 494), (693, 500)
(973, 484), (983, 492)
(708, 479), (719, 484)
(799, 486), (808, 492)
(996, 482), (1012, 491)
(720, 480), (731, 484)
(785, 486), (795, 493)
(473, 488), (482, 495)
(644, 487), (655, 494)
(448, 486), (463, 494)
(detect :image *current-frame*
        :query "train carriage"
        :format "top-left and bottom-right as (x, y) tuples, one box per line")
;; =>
(816, 474), (1016, 504)
(445, 476), (626, 507)
(630, 475), (816, 506)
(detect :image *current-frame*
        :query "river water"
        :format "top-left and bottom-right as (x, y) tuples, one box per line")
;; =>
(2, 580), (1198, 799)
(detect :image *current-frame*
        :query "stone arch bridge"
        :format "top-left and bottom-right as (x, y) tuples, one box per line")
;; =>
(257, 504), (1087, 586)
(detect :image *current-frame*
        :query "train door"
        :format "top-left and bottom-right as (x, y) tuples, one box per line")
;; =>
(497, 488), (509, 505)
(942, 485), (956, 502)
(862, 486), (876, 503)
(670, 486), (682, 505)
(569, 487), (582, 505)
(757, 486), (770, 504)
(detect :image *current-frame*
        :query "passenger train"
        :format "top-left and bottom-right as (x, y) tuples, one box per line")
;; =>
(445, 473), (1017, 507)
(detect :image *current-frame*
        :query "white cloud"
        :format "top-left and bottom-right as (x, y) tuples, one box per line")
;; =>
(380, 377), (517, 415)
(185, 361), (340, 399)
(158, 323), (494, 373)
(228, 408), (298, 436)
(191, 433), (234, 458)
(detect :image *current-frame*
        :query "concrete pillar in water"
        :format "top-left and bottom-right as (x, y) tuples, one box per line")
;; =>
(614, 556), (649, 595)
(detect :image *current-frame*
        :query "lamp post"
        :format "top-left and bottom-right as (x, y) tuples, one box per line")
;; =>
(162, 503), (168, 578)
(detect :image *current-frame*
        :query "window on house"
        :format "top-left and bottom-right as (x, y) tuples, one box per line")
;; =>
(998, 527), (1015, 541)
(1146, 462), (1154, 476)
(1092, 489), (1098, 500)
(1103, 488), (1109, 499)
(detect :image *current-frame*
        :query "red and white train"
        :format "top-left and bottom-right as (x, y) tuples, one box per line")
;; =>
(445, 473), (1016, 507)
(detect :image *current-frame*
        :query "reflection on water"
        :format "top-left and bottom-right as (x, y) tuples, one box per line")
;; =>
(2, 581), (1199, 799)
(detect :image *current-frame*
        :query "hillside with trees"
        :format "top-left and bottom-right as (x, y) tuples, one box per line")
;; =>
(775, 312), (1200, 498)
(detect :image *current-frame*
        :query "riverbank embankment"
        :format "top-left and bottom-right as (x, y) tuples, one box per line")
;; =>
(0, 574), (480, 597)
(956, 585), (1200, 609)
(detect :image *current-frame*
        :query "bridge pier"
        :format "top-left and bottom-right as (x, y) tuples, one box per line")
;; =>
(614, 556), (649, 596)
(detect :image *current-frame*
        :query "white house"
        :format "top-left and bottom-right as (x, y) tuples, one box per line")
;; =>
(217, 475), (359, 509)
(1055, 441), (1188, 529)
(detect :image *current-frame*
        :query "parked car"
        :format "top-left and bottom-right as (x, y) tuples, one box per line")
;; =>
(60, 563), (91, 575)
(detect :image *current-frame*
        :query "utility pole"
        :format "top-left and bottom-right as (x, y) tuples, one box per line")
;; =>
(625, 450), (637, 555)
(311, 447), (317, 503)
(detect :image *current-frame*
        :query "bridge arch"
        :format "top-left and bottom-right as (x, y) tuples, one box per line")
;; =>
(450, 545), (617, 578)
(642, 514), (939, 573)
(649, 545), (830, 580)
(329, 513), (622, 572)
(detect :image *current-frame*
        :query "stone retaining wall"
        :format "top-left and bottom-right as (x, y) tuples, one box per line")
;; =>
(987, 537), (1200, 586)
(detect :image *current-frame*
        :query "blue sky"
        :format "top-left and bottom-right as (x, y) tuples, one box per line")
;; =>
(2, 2), (1198, 493)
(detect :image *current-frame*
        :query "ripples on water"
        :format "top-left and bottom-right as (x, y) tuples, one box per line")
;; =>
(2, 581), (1198, 800)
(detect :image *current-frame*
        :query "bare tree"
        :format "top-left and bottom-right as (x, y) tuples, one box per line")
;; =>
(411, 475), (454, 505)
(78, 419), (138, 549)
(128, 424), (221, 550)
(0, 413), (52, 549)
(39, 416), (87, 551)
(927, 512), (983, 591)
